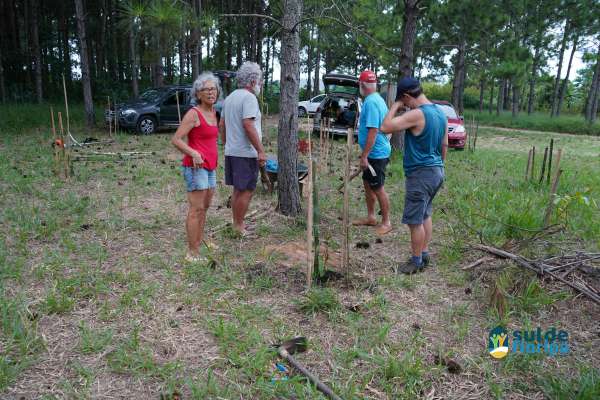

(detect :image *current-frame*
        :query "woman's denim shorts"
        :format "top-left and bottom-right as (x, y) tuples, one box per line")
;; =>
(182, 167), (216, 191)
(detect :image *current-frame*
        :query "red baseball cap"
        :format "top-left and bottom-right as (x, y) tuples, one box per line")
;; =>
(359, 70), (377, 83)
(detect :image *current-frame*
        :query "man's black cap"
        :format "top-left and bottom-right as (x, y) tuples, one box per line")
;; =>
(396, 77), (421, 100)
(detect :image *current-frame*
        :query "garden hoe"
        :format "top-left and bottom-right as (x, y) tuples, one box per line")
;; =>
(274, 337), (343, 400)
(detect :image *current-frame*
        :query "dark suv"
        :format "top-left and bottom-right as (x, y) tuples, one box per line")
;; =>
(106, 86), (192, 134)
(106, 71), (236, 135)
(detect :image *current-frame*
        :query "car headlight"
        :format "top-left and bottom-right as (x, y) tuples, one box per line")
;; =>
(120, 109), (136, 116)
(453, 125), (465, 133)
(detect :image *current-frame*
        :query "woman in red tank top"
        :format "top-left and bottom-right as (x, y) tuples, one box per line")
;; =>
(172, 73), (220, 263)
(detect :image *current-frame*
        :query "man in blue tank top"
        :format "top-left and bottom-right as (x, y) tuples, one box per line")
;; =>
(381, 77), (448, 274)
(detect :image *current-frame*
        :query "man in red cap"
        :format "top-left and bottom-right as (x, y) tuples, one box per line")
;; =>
(352, 70), (392, 235)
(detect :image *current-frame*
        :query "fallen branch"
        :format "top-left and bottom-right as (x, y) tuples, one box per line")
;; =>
(462, 257), (494, 270)
(474, 244), (600, 305)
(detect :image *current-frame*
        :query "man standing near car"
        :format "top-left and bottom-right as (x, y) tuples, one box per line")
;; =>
(353, 70), (393, 236)
(381, 77), (448, 274)
(219, 61), (267, 236)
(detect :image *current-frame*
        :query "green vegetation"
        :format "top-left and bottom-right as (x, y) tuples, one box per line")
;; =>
(464, 110), (600, 136)
(0, 103), (598, 397)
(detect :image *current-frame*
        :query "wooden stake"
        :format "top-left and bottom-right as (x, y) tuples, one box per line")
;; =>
(525, 149), (532, 181)
(306, 127), (314, 288)
(530, 146), (536, 180)
(539, 147), (548, 184)
(547, 138), (554, 184)
(58, 112), (68, 179)
(473, 119), (479, 151)
(51, 108), (59, 175)
(543, 164), (562, 228)
(62, 74), (70, 139)
(342, 127), (353, 282)
(175, 91), (182, 124)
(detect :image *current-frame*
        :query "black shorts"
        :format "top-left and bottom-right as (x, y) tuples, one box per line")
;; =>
(362, 158), (389, 190)
(225, 155), (259, 191)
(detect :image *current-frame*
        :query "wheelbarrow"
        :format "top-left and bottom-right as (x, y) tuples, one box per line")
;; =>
(261, 159), (309, 193)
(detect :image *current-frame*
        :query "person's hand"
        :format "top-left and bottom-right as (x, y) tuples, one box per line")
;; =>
(257, 151), (267, 167)
(392, 101), (408, 113)
(191, 150), (204, 168)
(359, 156), (369, 170)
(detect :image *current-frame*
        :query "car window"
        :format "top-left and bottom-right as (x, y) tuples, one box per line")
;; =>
(437, 104), (458, 119)
(311, 94), (325, 103)
(139, 89), (165, 102)
(325, 84), (359, 95)
(163, 91), (188, 106)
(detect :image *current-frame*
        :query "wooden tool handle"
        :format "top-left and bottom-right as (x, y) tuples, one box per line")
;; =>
(280, 350), (343, 400)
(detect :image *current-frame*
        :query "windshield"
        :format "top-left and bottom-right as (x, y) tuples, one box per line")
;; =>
(325, 84), (358, 95)
(437, 104), (458, 119)
(139, 89), (165, 102)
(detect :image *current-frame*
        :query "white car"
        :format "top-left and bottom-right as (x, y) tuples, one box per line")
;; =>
(298, 94), (326, 117)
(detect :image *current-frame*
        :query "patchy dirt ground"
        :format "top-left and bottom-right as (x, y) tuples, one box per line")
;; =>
(1, 115), (599, 399)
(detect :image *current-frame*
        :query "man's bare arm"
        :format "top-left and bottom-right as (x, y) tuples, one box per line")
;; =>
(242, 118), (266, 165)
(380, 102), (422, 134)
(219, 117), (226, 145)
(441, 124), (449, 162)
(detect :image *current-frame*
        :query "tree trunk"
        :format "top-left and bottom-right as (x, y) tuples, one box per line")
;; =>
(30, 0), (43, 102)
(451, 40), (466, 114)
(59, 2), (71, 84)
(313, 29), (321, 96)
(478, 77), (485, 112)
(153, 34), (164, 87)
(191, 0), (201, 78)
(527, 40), (540, 115)
(584, 43), (600, 123)
(496, 79), (504, 116)
(306, 27), (313, 96)
(75, 0), (95, 127)
(264, 35), (270, 97)
(0, 44), (6, 103)
(512, 83), (519, 117)
(488, 79), (494, 114)
(129, 21), (139, 97)
(398, 0), (419, 79)
(551, 19), (570, 117)
(503, 79), (510, 110)
(277, 0), (303, 217)
(556, 35), (578, 117)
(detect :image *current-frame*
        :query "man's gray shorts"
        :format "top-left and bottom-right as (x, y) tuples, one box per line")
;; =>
(402, 166), (444, 225)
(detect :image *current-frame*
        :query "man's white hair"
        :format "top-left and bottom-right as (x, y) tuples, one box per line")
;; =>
(236, 61), (262, 88)
(191, 72), (221, 103)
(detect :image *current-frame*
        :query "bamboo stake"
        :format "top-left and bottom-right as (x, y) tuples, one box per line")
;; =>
(306, 129), (314, 288)
(546, 138), (554, 184)
(62, 74), (70, 140)
(525, 149), (532, 181)
(51, 108), (59, 175)
(175, 91), (182, 124)
(58, 112), (68, 179)
(539, 147), (548, 184)
(342, 127), (353, 283)
(114, 96), (118, 135)
(473, 120), (479, 151)
(107, 96), (112, 138)
(530, 146), (536, 181)
(543, 166), (562, 228)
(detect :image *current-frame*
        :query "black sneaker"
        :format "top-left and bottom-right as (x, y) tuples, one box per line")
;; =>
(422, 253), (431, 267)
(395, 258), (425, 275)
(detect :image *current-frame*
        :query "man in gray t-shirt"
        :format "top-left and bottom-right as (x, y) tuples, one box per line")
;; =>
(219, 61), (266, 236)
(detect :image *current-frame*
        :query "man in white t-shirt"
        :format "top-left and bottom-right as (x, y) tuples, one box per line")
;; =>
(219, 61), (267, 236)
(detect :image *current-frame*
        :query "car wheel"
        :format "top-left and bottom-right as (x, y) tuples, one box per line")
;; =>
(298, 107), (307, 117)
(137, 115), (157, 135)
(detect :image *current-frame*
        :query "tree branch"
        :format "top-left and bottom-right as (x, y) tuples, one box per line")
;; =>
(220, 13), (282, 28)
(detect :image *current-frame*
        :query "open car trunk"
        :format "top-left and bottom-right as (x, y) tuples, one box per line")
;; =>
(313, 73), (361, 136)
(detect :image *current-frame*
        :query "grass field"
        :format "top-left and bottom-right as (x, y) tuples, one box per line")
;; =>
(463, 110), (600, 136)
(1, 103), (599, 399)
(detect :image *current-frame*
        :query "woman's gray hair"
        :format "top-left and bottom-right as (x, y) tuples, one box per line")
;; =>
(236, 61), (262, 88)
(191, 72), (221, 104)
